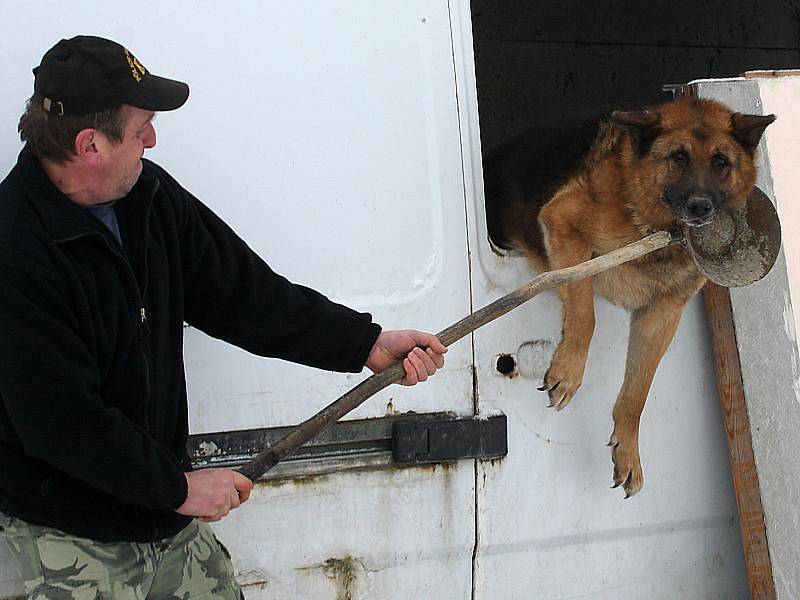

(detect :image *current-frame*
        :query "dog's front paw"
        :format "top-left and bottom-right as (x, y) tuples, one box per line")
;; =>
(607, 429), (644, 498)
(538, 342), (586, 411)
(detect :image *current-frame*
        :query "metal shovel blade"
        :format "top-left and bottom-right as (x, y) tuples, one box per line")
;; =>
(686, 187), (782, 287)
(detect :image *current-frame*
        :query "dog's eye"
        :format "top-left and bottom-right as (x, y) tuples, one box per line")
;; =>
(713, 153), (730, 169)
(670, 149), (690, 165)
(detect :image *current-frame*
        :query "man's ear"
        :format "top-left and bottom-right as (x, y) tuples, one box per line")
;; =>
(731, 113), (776, 154)
(611, 110), (662, 156)
(73, 128), (100, 164)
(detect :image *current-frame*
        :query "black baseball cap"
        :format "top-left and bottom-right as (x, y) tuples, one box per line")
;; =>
(33, 35), (190, 117)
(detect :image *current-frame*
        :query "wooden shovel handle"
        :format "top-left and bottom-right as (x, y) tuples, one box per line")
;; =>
(238, 230), (679, 481)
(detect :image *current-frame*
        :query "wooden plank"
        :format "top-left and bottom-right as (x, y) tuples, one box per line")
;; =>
(703, 281), (776, 600)
(745, 70), (800, 79)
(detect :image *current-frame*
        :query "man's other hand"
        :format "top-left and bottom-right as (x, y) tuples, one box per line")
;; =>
(366, 330), (447, 385)
(176, 468), (254, 523)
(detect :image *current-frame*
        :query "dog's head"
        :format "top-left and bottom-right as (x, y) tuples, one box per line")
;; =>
(612, 98), (775, 229)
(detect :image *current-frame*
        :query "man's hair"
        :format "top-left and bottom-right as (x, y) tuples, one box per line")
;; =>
(18, 93), (127, 163)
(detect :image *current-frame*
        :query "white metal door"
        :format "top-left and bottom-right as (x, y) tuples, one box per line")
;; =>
(451, 7), (752, 595)
(0, 3), (477, 598)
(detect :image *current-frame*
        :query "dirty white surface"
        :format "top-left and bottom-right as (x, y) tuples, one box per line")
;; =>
(0, 2), (475, 599)
(757, 77), (800, 353)
(694, 77), (800, 600)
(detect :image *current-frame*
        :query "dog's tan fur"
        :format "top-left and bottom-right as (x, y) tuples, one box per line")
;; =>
(496, 97), (774, 496)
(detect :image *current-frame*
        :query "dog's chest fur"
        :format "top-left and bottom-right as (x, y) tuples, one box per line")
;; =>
(592, 246), (705, 310)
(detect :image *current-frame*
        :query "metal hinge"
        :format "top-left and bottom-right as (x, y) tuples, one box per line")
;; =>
(188, 412), (507, 480)
(392, 414), (507, 464)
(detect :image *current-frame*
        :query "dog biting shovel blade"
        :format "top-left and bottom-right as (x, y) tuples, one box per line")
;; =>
(238, 187), (781, 481)
(686, 186), (781, 287)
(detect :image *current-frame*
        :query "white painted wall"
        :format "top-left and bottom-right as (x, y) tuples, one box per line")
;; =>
(755, 76), (800, 349)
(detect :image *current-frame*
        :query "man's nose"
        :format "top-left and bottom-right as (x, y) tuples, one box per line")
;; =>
(143, 123), (157, 149)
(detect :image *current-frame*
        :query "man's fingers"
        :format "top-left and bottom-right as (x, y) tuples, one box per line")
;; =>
(408, 349), (429, 382)
(402, 357), (419, 386)
(413, 347), (437, 376)
(233, 473), (253, 492)
(427, 336), (448, 355)
(233, 473), (253, 504)
(412, 332), (446, 355)
(390, 332), (448, 386)
(237, 484), (252, 504)
(401, 345), (447, 386)
(426, 347), (445, 369)
(178, 468), (255, 521)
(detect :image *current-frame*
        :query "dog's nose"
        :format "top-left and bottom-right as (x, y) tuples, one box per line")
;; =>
(686, 195), (714, 220)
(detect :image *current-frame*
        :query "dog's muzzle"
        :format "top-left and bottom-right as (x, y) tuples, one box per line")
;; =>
(680, 194), (715, 227)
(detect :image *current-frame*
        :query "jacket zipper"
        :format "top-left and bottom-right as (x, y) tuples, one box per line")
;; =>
(54, 229), (153, 431)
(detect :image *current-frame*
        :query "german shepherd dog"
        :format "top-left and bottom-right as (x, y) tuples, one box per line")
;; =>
(484, 97), (774, 497)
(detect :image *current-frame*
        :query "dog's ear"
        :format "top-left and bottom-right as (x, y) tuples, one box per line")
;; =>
(731, 113), (776, 154)
(611, 110), (662, 156)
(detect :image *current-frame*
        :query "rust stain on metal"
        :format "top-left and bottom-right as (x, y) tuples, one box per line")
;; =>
(323, 556), (357, 600)
(255, 473), (333, 488)
(296, 555), (362, 600)
(415, 462), (455, 475)
(254, 459), (453, 489)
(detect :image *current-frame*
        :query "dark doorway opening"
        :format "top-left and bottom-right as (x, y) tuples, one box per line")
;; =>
(471, 1), (800, 158)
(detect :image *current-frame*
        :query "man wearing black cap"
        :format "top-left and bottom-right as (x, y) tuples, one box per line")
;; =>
(0, 36), (447, 598)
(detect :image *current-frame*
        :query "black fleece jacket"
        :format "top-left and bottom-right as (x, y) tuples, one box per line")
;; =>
(0, 148), (381, 542)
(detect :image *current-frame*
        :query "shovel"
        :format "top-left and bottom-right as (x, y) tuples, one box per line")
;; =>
(238, 187), (781, 481)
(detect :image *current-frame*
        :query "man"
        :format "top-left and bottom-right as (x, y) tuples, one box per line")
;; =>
(0, 36), (447, 599)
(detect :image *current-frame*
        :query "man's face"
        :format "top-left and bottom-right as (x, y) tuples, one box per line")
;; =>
(93, 105), (156, 201)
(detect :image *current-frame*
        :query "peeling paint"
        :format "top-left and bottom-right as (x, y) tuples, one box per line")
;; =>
(532, 431), (572, 446)
(196, 440), (220, 457)
(412, 252), (442, 291)
(237, 569), (269, 590)
(475, 408), (503, 420)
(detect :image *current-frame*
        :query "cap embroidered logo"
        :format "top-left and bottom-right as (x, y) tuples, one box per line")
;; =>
(124, 48), (146, 82)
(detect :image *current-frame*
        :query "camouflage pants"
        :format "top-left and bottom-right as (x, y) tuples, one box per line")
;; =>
(0, 515), (243, 599)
